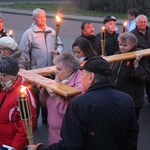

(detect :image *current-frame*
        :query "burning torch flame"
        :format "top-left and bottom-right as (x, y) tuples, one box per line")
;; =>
(102, 26), (105, 31)
(9, 30), (13, 36)
(56, 15), (61, 23)
(123, 21), (127, 27)
(20, 86), (27, 97)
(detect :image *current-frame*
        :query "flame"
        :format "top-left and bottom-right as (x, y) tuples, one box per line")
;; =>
(20, 86), (27, 97)
(56, 15), (61, 23)
(123, 21), (127, 27)
(9, 29), (13, 36)
(102, 26), (105, 31)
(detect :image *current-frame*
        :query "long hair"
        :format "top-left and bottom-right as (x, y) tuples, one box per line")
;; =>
(72, 38), (97, 60)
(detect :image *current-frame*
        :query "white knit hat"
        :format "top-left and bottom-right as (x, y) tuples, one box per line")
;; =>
(0, 36), (18, 51)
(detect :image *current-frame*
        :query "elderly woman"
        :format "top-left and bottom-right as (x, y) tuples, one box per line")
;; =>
(39, 51), (83, 144)
(0, 36), (27, 69)
(111, 32), (150, 120)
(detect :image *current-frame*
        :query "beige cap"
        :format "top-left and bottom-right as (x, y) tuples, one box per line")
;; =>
(0, 36), (18, 51)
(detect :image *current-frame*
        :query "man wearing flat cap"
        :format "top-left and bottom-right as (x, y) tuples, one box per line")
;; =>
(28, 56), (138, 150)
(96, 15), (119, 56)
(0, 57), (37, 149)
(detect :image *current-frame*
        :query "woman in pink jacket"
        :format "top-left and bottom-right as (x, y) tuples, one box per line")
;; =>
(39, 51), (83, 144)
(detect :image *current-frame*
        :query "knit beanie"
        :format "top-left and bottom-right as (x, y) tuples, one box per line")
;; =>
(0, 57), (19, 76)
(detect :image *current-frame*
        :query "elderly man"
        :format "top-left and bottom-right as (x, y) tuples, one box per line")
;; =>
(0, 57), (37, 149)
(28, 56), (138, 150)
(131, 14), (150, 104)
(96, 15), (119, 56)
(76, 21), (100, 55)
(19, 8), (63, 125)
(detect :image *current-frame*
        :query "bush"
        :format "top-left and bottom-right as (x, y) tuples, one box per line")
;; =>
(69, 0), (150, 15)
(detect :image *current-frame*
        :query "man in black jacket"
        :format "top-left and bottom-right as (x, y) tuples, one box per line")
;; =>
(131, 14), (150, 104)
(96, 16), (119, 56)
(28, 56), (138, 150)
(76, 21), (101, 55)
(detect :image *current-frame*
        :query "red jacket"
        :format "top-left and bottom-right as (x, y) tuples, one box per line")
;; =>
(0, 76), (37, 150)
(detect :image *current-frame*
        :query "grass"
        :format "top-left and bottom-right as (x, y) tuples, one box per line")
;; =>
(0, 2), (127, 19)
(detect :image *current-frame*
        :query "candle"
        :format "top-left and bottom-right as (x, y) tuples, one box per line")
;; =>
(18, 85), (34, 144)
(123, 21), (127, 33)
(54, 15), (61, 51)
(100, 26), (106, 55)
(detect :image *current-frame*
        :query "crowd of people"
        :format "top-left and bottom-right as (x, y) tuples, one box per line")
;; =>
(0, 6), (149, 150)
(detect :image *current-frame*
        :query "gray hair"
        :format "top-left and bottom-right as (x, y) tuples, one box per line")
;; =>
(54, 51), (80, 73)
(136, 14), (148, 23)
(32, 8), (46, 19)
(118, 32), (138, 46)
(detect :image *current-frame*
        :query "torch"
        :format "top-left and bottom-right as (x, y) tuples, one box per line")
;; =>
(123, 21), (127, 33)
(100, 26), (106, 56)
(9, 29), (13, 37)
(18, 85), (34, 145)
(54, 15), (61, 51)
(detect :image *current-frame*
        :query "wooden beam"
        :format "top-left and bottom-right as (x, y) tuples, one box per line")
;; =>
(18, 49), (150, 97)
(23, 49), (150, 76)
(18, 69), (82, 97)
(103, 48), (150, 63)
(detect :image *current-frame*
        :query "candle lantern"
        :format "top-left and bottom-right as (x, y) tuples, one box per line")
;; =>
(18, 86), (34, 145)
(100, 26), (106, 55)
(54, 15), (61, 51)
(123, 21), (127, 33)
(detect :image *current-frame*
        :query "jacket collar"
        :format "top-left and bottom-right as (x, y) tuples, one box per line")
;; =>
(86, 80), (114, 93)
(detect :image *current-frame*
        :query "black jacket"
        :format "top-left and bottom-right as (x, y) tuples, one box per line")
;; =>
(131, 26), (150, 49)
(111, 50), (150, 107)
(37, 81), (138, 150)
(77, 34), (101, 55)
(96, 31), (119, 56)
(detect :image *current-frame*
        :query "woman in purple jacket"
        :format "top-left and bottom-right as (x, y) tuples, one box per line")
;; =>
(39, 51), (83, 144)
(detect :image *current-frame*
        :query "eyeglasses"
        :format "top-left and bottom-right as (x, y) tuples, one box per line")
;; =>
(0, 73), (8, 77)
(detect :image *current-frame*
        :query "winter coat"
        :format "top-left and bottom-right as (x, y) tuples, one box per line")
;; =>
(19, 23), (63, 70)
(40, 69), (83, 144)
(37, 81), (138, 150)
(131, 26), (150, 49)
(0, 76), (37, 149)
(77, 34), (101, 55)
(111, 50), (150, 108)
(96, 30), (119, 56)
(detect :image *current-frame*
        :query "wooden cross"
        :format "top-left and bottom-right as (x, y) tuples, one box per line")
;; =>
(18, 48), (150, 97)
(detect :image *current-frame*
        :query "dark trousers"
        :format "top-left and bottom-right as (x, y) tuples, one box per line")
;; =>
(145, 80), (150, 99)
(32, 85), (48, 124)
(135, 106), (142, 120)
